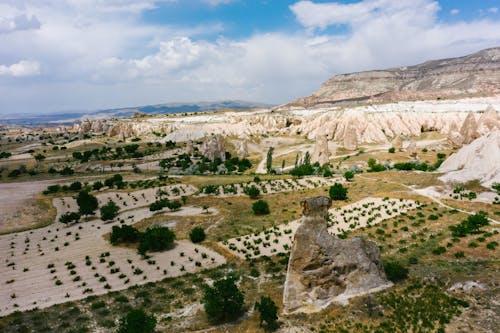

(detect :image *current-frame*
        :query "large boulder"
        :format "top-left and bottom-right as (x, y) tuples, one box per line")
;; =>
(283, 196), (392, 314)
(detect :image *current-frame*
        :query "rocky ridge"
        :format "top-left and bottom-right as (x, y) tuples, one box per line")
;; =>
(283, 47), (500, 109)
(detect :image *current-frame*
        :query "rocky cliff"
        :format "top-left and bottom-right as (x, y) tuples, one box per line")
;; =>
(283, 196), (391, 314)
(283, 47), (500, 109)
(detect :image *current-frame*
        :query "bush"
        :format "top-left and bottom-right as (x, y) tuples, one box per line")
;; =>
(117, 309), (156, 333)
(202, 276), (244, 323)
(244, 185), (260, 199)
(59, 212), (81, 224)
(255, 296), (279, 330)
(68, 181), (82, 191)
(329, 183), (348, 201)
(388, 147), (396, 153)
(383, 261), (408, 282)
(100, 200), (120, 221)
(432, 246), (446, 255)
(189, 227), (206, 243)
(367, 158), (386, 172)
(92, 181), (104, 191)
(449, 211), (489, 237)
(76, 191), (98, 216)
(138, 226), (175, 254)
(252, 200), (270, 215)
(344, 170), (354, 181)
(110, 225), (140, 244)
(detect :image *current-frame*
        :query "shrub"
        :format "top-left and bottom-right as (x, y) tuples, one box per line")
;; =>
(449, 211), (489, 237)
(138, 226), (175, 254)
(60, 212), (81, 224)
(149, 199), (168, 211)
(244, 185), (260, 199)
(76, 191), (98, 216)
(202, 276), (244, 323)
(388, 147), (396, 153)
(110, 225), (140, 244)
(432, 246), (446, 255)
(92, 181), (104, 191)
(383, 261), (408, 282)
(68, 181), (82, 191)
(117, 309), (156, 333)
(255, 296), (279, 330)
(367, 158), (386, 172)
(100, 200), (120, 221)
(252, 200), (270, 215)
(329, 183), (348, 201)
(344, 170), (354, 181)
(189, 227), (206, 243)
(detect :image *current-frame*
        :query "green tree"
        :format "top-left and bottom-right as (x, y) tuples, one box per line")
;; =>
(59, 212), (80, 225)
(252, 200), (270, 215)
(189, 227), (206, 243)
(329, 183), (348, 201)
(202, 277), (244, 323)
(383, 261), (409, 282)
(117, 309), (156, 333)
(76, 190), (98, 216)
(255, 296), (279, 330)
(138, 226), (175, 254)
(244, 185), (260, 199)
(110, 225), (140, 244)
(388, 147), (396, 153)
(100, 200), (120, 221)
(266, 147), (274, 174)
(344, 170), (354, 181)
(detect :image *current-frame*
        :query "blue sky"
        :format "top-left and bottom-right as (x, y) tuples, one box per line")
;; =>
(0, 0), (499, 114)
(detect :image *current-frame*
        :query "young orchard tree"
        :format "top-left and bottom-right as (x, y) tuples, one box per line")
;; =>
(76, 190), (98, 216)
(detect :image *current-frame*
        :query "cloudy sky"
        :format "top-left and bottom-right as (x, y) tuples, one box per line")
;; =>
(0, 0), (499, 114)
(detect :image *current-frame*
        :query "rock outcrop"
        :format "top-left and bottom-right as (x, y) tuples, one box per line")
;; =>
(391, 135), (403, 151)
(237, 140), (248, 159)
(186, 140), (194, 155)
(312, 134), (330, 165)
(439, 130), (500, 187)
(283, 196), (392, 314)
(282, 47), (500, 109)
(460, 112), (479, 144)
(343, 122), (358, 151)
(406, 141), (418, 158)
(201, 134), (225, 161)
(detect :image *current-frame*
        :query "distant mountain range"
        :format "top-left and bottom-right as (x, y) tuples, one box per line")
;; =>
(279, 47), (500, 110)
(0, 100), (273, 126)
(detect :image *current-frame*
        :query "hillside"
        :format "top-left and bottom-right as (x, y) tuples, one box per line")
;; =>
(282, 47), (500, 109)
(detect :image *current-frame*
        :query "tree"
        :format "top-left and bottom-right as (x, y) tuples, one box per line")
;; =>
(59, 212), (80, 225)
(244, 185), (260, 199)
(255, 296), (279, 330)
(383, 261), (409, 282)
(252, 200), (270, 215)
(34, 153), (46, 163)
(76, 191), (98, 216)
(266, 147), (274, 174)
(117, 309), (156, 333)
(100, 200), (120, 221)
(189, 227), (206, 243)
(110, 225), (140, 244)
(202, 277), (244, 323)
(329, 183), (348, 201)
(138, 226), (175, 254)
(69, 181), (82, 191)
(344, 170), (354, 181)
(388, 147), (396, 153)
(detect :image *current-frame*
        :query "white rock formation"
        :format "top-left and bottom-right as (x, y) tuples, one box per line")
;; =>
(237, 140), (248, 159)
(312, 134), (330, 165)
(343, 122), (358, 151)
(202, 134), (225, 161)
(438, 130), (500, 187)
(460, 112), (479, 144)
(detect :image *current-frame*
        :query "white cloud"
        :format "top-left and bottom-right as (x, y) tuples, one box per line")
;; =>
(0, 0), (500, 113)
(0, 60), (40, 76)
(0, 14), (41, 33)
(488, 7), (498, 14)
(450, 9), (459, 15)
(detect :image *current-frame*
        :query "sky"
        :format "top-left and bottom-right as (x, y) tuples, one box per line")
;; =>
(0, 0), (499, 114)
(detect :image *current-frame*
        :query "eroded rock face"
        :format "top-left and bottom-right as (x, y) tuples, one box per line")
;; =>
(237, 140), (248, 159)
(391, 135), (403, 151)
(201, 134), (225, 161)
(460, 112), (479, 144)
(312, 134), (330, 165)
(406, 141), (418, 158)
(283, 196), (392, 314)
(186, 140), (194, 155)
(343, 122), (358, 151)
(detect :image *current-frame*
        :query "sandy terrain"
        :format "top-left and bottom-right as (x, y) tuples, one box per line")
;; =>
(221, 197), (420, 259)
(0, 201), (225, 317)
